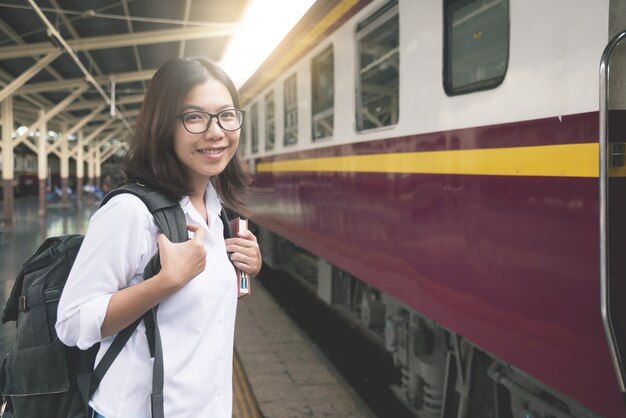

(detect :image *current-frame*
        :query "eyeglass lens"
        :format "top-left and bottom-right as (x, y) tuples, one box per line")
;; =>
(182, 110), (243, 133)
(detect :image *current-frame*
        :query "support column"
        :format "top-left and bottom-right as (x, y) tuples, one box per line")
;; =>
(76, 130), (84, 203)
(59, 123), (69, 204)
(87, 144), (95, 187)
(37, 108), (47, 217)
(2, 96), (14, 224)
(94, 144), (102, 189)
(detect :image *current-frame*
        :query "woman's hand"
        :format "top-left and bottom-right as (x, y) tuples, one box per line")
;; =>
(157, 224), (207, 289)
(225, 230), (262, 278)
(100, 225), (206, 338)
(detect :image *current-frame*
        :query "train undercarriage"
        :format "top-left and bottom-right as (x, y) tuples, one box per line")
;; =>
(256, 226), (601, 418)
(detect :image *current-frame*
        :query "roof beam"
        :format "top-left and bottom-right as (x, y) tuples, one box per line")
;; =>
(121, 0), (145, 83)
(0, 50), (62, 102)
(87, 108), (140, 122)
(66, 94), (144, 111)
(48, 105), (105, 153)
(18, 69), (156, 94)
(13, 85), (88, 145)
(49, 0), (103, 76)
(0, 17), (25, 45)
(27, 0), (132, 133)
(0, 26), (238, 60)
(178, 0), (193, 58)
(102, 141), (126, 162)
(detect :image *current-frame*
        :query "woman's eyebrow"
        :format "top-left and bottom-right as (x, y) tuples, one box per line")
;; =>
(180, 104), (203, 112)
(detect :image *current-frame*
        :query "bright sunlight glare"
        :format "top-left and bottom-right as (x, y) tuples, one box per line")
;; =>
(220, 0), (316, 88)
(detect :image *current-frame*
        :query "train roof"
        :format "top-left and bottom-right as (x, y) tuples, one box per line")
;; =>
(239, 0), (373, 105)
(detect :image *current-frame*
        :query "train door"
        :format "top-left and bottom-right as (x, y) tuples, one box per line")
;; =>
(600, 0), (626, 400)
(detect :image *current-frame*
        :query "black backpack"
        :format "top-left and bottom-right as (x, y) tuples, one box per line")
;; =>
(0, 183), (232, 418)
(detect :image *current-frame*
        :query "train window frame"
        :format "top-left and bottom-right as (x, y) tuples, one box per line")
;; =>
(355, 0), (399, 132)
(311, 45), (334, 141)
(283, 73), (298, 146)
(443, 0), (510, 96)
(250, 102), (259, 154)
(265, 91), (275, 151)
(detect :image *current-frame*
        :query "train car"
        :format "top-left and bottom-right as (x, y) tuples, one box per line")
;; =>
(0, 147), (70, 198)
(0, 147), (44, 198)
(237, 1), (626, 417)
(0, 145), (122, 199)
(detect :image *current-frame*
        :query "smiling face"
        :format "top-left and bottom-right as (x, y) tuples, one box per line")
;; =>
(173, 78), (240, 193)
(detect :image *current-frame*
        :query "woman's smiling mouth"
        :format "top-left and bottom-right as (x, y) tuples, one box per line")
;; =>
(198, 147), (227, 157)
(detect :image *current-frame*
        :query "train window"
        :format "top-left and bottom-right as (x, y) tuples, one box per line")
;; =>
(444, 0), (509, 95)
(356, 0), (399, 131)
(284, 74), (298, 146)
(265, 91), (275, 151)
(250, 102), (259, 154)
(311, 46), (334, 140)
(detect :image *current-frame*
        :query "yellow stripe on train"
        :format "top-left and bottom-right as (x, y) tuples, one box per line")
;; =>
(257, 143), (605, 177)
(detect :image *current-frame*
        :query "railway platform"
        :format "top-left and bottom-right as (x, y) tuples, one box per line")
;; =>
(0, 196), (376, 418)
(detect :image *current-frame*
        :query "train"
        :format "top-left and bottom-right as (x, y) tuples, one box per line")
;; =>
(0, 146), (121, 199)
(236, 0), (626, 417)
(0, 146), (59, 198)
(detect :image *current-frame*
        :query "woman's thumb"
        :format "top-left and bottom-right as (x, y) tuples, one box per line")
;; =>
(187, 224), (205, 241)
(157, 232), (171, 249)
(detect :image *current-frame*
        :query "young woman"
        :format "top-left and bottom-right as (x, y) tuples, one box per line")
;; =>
(56, 57), (262, 418)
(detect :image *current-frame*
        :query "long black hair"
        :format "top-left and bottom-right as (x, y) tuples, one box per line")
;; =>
(123, 57), (251, 208)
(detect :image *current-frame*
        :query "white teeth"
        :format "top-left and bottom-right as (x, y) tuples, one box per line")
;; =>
(200, 148), (224, 155)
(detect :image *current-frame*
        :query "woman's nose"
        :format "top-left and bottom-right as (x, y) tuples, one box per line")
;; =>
(204, 117), (224, 139)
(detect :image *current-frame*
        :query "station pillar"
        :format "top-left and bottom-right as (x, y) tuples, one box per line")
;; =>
(37, 108), (47, 217)
(59, 123), (69, 204)
(87, 143), (95, 188)
(76, 130), (84, 203)
(2, 96), (14, 224)
(95, 145), (102, 189)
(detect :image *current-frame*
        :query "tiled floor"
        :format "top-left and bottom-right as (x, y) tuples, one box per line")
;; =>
(1, 197), (97, 358)
(235, 283), (376, 418)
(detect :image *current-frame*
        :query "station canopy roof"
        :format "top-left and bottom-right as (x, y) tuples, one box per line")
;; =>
(0, 0), (249, 140)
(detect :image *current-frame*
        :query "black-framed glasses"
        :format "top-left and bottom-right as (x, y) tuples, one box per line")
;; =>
(176, 109), (245, 133)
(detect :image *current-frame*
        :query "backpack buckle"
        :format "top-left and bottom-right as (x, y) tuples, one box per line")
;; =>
(18, 296), (28, 312)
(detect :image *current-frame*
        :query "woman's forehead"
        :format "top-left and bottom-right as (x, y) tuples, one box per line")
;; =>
(183, 79), (233, 106)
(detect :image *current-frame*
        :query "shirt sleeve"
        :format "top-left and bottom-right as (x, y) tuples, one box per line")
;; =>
(55, 194), (157, 350)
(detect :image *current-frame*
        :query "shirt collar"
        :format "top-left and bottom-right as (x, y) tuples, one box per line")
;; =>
(179, 182), (223, 222)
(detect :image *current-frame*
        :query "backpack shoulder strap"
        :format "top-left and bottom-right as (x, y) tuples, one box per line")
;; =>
(220, 208), (232, 239)
(101, 183), (188, 244)
(80, 183), (188, 408)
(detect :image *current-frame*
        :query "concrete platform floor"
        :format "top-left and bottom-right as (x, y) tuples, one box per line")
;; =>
(235, 282), (377, 418)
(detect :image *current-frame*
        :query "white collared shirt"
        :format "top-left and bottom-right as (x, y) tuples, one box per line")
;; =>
(56, 183), (237, 418)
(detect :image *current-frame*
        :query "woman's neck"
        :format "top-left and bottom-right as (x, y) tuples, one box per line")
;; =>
(189, 179), (210, 224)
(190, 193), (207, 224)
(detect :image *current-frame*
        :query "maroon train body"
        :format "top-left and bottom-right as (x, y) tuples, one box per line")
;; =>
(238, 1), (626, 417)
